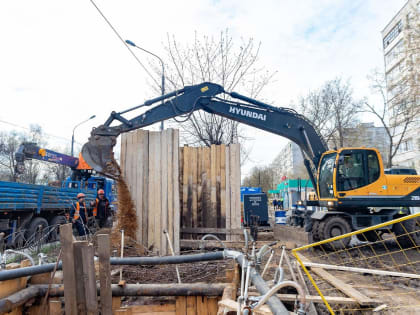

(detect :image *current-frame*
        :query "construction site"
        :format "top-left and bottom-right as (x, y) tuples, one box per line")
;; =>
(0, 122), (419, 315)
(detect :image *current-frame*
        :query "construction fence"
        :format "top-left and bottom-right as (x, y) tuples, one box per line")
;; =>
(293, 212), (420, 314)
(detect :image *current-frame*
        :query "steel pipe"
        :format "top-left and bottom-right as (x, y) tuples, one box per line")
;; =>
(0, 251), (225, 281)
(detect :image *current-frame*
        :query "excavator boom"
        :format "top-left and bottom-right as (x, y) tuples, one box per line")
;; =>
(81, 82), (327, 185)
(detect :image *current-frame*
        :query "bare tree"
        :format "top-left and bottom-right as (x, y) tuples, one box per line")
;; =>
(0, 125), (46, 184)
(242, 165), (276, 193)
(152, 29), (275, 148)
(297, 78), (363, 148)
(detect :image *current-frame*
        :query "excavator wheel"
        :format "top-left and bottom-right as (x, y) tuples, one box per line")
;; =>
(311, 220), (322, 242)
(356, 230), (381, 243)
(393, 217), (420, 248)
(320, 216), (352, 250)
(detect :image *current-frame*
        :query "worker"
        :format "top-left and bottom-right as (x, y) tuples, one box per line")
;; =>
(272, 199), (277, 210)
(92, 189), (112, 228)
(70, 193), (90, 236)
(279, 197), (284, 210)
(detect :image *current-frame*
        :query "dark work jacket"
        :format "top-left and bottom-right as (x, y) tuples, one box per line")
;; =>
(94, 197), (111, 219)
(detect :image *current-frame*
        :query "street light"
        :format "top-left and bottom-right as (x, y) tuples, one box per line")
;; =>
(71, 115), (96, 157)
(125, 39), (165, 131)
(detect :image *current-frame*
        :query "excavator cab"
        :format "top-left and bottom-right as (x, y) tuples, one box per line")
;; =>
(317, 148), (385, 208)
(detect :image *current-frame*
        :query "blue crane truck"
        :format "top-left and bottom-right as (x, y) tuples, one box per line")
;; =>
(0, 143), (116, 247)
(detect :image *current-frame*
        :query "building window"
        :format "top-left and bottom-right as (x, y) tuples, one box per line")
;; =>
(383, 20), (403, 49)
(397, 139), (414, 153)
(385, 39), (404, 67)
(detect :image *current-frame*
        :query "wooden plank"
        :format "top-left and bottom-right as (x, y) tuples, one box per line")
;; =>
(224, 146), (231, 241)
(298, 254), (376, 306)
(220, 144), (226, 233)
(134, 130), (143, 245)
(196, 147), (203, 228)
(196, 296), (206, 315)
(48, 299), (62, 315)
(186, 296), (196, 315)
(173, 130), (180, 253)
(126, 132), (134, 200)
(167, 129), (174, 252)
(60, 223), (77, 315)
(202, 147), (211, 229)
(210, 145), (217, 228)
(98, 234), (112, 315)
(191, 148), (198, 231)
(182, 146), (190, 236)
(130, 304), (176, 312)
(112, 297), (122, 311)
(142, 130), (149, 247)
(303, 262), (420, 279)
(73, 241), (88, 314)
(120, 134), (127, 179)
(229, 144), (241, 240)
(148, 132), (162, 251)
(175, 296), (186, 315)
(161, 130), (169, 255)
(215, 145), (221, 228)
(207, 297), (219, 315)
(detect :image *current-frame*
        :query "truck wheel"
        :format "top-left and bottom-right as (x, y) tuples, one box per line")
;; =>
(25, 217), (49, 244)
(49, 216), (67, 241)
(393, 217), (420, 247)
(321, 216), (351, 250)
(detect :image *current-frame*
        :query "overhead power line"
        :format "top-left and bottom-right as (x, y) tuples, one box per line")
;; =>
(88, 0), (161, 87)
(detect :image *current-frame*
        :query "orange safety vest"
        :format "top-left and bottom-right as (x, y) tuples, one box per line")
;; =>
(93, 198), (98, 217)
(74, 202), (88, 220)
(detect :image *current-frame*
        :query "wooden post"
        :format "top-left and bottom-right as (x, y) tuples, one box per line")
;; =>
(98, 234), (112, 315)
(73, 241), (88, 314)
(60, 223), (77, 315)
(82, 243), (99, 314)
(74, 241), (98, 314)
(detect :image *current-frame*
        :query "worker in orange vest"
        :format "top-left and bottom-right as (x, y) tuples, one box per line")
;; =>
(91, 189), (112, 228)
(70, 193), (91, 236)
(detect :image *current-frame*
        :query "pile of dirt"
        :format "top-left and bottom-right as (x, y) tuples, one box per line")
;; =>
(115, 177), (138, 240)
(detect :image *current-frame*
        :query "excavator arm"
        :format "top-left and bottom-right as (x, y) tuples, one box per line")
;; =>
(82, 82), (328, 187)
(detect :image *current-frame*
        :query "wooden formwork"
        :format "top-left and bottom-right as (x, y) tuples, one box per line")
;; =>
(120, 129), (242, 253)
(179, 144), (241, 241)
(121, 129), (180, 255)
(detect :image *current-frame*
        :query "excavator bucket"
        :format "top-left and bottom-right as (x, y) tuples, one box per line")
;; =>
(81, 135), (120, 179)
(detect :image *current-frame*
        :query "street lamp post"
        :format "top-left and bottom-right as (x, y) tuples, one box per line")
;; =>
(71, 115), (96, 157)
(125, 40), (165, 131)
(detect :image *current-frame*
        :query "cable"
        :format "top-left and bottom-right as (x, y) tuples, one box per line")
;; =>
(0, 119), (80, 145)
(88, 0), (161, 88)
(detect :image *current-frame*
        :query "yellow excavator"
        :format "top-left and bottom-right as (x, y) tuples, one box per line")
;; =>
(80, 82), (420, 247)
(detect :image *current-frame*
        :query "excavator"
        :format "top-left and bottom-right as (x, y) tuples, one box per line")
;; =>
(81, 82), (420, 248)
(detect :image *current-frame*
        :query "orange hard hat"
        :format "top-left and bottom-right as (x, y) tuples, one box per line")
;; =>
(77, 193), (85, 199)
(98, 189), (105, 195)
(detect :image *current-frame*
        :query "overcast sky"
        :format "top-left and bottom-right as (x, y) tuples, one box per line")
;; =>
(0, 0), (406, 178)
